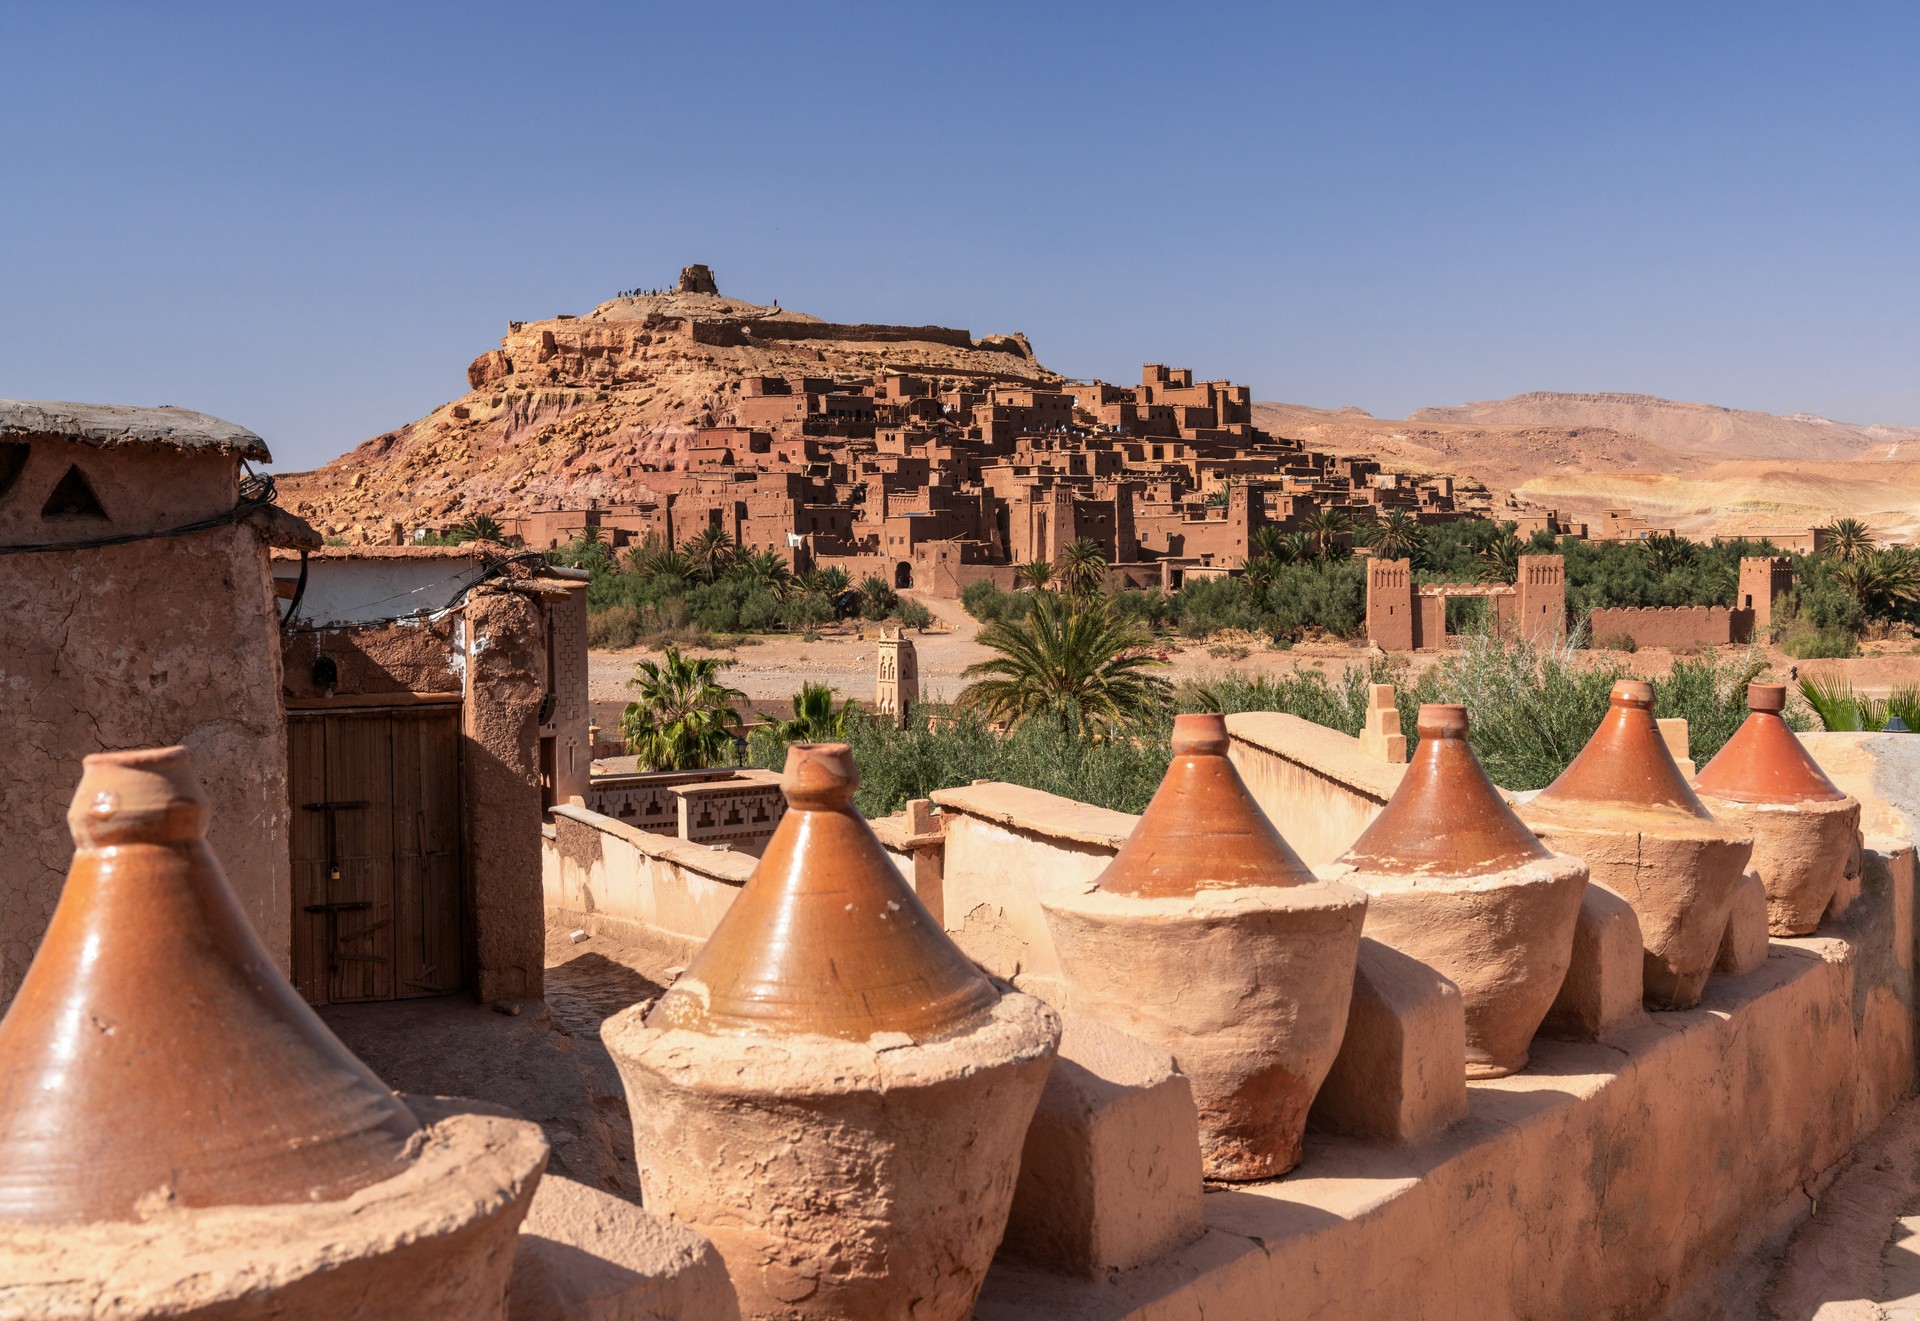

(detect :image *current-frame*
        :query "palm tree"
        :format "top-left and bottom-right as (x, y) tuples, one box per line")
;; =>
(620, 646), (747, 770)
(1280, 531), (1316, 563)
(1303, 506), (1353, 560)
(450, 513), (506, 544)
(1836, 547), (1920, 619)
(683, 526), (736, 582)
(1822, 518), (1876, 565)
(857, 574), (898, 618)
(958, 592), (1172, 733)
(1366, 510), (1422, 561)
(1205, 480), (1233, 509)
(1056, 538), (1109, 599)
(731, 548), (794, 595)
(1241, 556), (1278, 599)
(777, 682), (857, 742)
(1249, 525), (1299, 564)
(1641, 532), (1696, 575)
(1016, 559), (1055, 591)
(802, 566), (852, 599)
(1478, 526), (1523, 584)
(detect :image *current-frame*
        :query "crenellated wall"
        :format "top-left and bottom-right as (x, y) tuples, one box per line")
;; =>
(1589, 604), (1756, 649)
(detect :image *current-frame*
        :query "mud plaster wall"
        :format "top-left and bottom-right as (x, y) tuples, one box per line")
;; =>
(1224, 715), (1398, 867)
(979, 860), (1914, 1319)
(463, 591), (550, 1000)
(544, 807), (752, 943)
(932, 801), (1128, 999)
(281, 617), (463, 702)
(0, 437), (237, 543)
(0, 521), (290, 1007)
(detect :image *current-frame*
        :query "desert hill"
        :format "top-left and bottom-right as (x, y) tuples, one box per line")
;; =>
(1410, 392), (1920, 464)
(277, 286), (1058, 540)
(1252, 393), (1920, 542)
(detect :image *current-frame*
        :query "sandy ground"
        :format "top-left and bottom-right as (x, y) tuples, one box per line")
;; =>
(319, 923), (671, 1203)
(587, 592), (1920, 723)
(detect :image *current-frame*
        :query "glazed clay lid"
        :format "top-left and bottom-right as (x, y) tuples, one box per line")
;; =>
(647, 742), (999, 1042)
(1095, 713), (1315, 897)
(1338, 705), (1550, 879)
(0, 747), (419, 1226)
(1522, 680), (1715, 823)
(1694, 683), (1846, 804)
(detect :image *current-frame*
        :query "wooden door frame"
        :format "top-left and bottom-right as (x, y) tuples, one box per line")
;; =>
(287, 698), (468, 1005)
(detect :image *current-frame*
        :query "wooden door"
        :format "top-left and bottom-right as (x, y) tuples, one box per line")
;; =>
(289, 708), (464, 1004)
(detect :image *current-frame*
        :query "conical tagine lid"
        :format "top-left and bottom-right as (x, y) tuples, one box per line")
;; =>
(0, 748), (418, 1225)
(1339, 704), (1550, 878)
(1527, 681), (1713, 820)
(1095, 713), (1315, 897)
(648, 743), (998, 1041)
(1694, 683), (1846, 804)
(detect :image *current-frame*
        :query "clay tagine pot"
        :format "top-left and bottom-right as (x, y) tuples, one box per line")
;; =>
(0, 747), (420, 1223)
(606, 742), (1059, 1321)
(0, 748), (549, 1320)
(1040, 713), (1366, 1180)
(1518, 682), (1752, 1010)
(1323, 705), (1588, 1078)
(1693, 682), (1860, 935)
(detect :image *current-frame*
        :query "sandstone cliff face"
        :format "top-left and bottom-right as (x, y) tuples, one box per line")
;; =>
(277, 291), (1058, 541)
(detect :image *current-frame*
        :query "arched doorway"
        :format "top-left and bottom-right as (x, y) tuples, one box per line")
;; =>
(895, 562), (913, 589)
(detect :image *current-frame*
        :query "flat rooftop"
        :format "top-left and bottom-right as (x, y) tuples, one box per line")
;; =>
(0, 399), (270, 461)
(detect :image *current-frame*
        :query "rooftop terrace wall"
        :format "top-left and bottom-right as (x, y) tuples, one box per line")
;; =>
(537, 729), (1920, 1320)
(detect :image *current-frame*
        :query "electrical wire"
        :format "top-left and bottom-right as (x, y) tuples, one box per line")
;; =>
(0, 470), (281, 556)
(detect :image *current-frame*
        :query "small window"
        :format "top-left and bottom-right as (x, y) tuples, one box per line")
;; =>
(41, 464), (107, 520)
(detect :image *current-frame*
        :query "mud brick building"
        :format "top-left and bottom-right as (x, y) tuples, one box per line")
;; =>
(478, 360), (1494, 596)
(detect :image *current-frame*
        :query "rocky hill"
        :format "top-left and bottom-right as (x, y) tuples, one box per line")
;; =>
(277, 287), (1058, 540)
(282, 279), (1918, 546)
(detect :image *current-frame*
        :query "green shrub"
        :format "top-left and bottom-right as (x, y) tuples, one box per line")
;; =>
(747, 706), (1171, 817)
(1778, 624), (1859, 659)
(895, 599), (933, 630)
(961, 580), (1030, 624)
(1596, 631), (1639, 653)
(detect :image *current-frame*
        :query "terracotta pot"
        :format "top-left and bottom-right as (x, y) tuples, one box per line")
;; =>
(609, 743), (1058, 1320)
(1323, 705), (1588, 1078)
(0, 747), (420, 1224)
(1040, 713), (1365, 1179)
(0, 750), (547, 1320)
(1518, 683), (1751, 1010)
(1693, 683), (1860, 935)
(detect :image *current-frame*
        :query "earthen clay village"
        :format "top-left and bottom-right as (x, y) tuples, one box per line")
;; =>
(3, 260), (1920, 1321)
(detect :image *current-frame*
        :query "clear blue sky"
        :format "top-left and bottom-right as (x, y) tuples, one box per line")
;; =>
(4, 2), (1915, 471)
